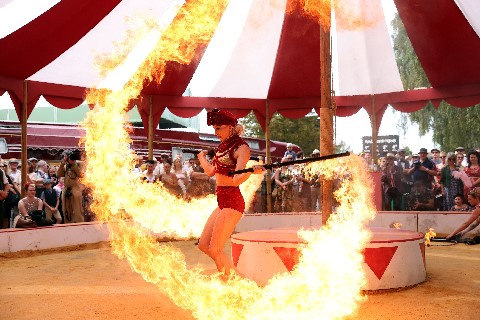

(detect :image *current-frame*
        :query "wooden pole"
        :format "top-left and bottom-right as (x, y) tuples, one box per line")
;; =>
(265, 101), (272, 212)
(148, 96), (154, 160)
(21, 81), (28, 197)
(319, 7), (334, 225)
(370, 95), (378, 167)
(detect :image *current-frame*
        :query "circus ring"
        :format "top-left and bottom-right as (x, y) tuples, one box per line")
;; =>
(231, 227), (426, 290)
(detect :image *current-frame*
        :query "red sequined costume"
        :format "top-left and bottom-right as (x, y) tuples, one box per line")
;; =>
(213, 134), (248, 213)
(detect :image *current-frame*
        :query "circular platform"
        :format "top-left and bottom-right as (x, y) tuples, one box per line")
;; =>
(231, 227), (426, 290)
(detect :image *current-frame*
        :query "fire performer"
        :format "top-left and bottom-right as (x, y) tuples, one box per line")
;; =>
(196, 109), (264, 279)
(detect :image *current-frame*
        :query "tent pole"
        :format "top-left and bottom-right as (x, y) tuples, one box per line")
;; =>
(21, 81), (28, 197)
(319, 14), (334, 224)
(148, 96), (154, 160)
(370, 95), (378, 166)
(265, 100), (272, 212)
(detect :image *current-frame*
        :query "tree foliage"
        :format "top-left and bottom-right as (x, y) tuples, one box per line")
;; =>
(392, 14), (480, 151)
(240, 112), (349, 156)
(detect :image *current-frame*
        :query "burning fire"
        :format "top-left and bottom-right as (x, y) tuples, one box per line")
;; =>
(81, 0), (378, 319)
(424, 228), (436, 247)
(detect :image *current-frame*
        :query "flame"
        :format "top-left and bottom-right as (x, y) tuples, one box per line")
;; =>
(424, 228), (436, 247)
(80, 0), (379, 319)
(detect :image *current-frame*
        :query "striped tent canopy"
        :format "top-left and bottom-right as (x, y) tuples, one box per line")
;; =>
(1, 0), (479, 133)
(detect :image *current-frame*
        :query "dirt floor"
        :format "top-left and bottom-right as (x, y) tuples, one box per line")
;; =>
(0, 240), (479, 320)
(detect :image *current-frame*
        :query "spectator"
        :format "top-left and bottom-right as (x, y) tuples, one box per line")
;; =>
(437, 151), (447, 171)
(395, 149), (413, 195)
(41, 179), (61, 224)
(284, 143), (297, 161)
(15, 183), (42, 228)
(272, 157), (295, 212)
(153, 157), (165, 176)
(160, 159), (181, 197)
(48, 166), (58, 185)
(450, 193), (472, 212)
(455, 147), (468, 166)
(455, 152), (465, 169)
(57, 150), (85, 223)
(463, 150), (480, 198)
(294, 167), (312, 212)
(408, 181), (435, 211)
(172, 157), (189, 199)
(7, 158), (22, 186)
(34, 160), (49, 197)
(407, 148), (437, 189)
(187, 157), (211, 198)
(381, 153), (403, 210)
(2, 166), (20, 228)
(446, 190), (480, 241)
(310, 173), (322, 211)
(311, 149), (320, 158)
(439, 153), (464, 211)
(0, 162), (11, 228)
(431, 148), (441, 165)
(142, 160), (158, 183)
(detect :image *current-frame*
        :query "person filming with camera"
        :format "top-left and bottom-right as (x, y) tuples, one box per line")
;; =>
(407, 148), (438, 191)
(57, 150), (85, 223)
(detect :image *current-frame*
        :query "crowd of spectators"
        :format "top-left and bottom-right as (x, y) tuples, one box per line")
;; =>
(369, 146), (480, 212)
(133, 153), (216, 200)
(0, 152), (93, 229)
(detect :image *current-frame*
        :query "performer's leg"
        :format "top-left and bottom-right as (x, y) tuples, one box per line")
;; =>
(208, 208), (242, 277)
(198, 207), (221, 256)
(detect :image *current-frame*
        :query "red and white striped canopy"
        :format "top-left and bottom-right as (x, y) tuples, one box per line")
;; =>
(1, 0), (479, 131)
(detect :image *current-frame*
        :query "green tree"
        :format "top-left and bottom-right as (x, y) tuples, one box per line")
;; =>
(392, 14), (480, 151)
(240, 111), (349, 155)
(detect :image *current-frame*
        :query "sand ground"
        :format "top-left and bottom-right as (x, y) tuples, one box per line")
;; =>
(0, 240), (479, 320)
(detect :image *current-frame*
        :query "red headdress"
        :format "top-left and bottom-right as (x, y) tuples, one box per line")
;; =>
(207, 109), (237, 126)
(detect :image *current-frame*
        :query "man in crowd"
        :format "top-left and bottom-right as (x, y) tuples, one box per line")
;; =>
(57, 150), (85, 223)
(407, 147), (438, 189)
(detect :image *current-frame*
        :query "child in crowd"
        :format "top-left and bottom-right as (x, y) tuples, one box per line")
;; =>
(449, 193), (472, 212)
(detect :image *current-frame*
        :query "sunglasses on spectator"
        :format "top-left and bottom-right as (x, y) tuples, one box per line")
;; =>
(440, 156), (446, 158)
(457, 156), (464, 159)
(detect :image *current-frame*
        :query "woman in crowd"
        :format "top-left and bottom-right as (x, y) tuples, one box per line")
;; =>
(14, 183), (43, 228)
(196, 108), (263, 279)
(463, 150), (480, 198)
(439, 153), (464, 211)
(173, 157), (189, 199)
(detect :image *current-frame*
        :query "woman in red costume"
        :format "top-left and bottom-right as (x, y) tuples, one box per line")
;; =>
(197, 108), (263, 279)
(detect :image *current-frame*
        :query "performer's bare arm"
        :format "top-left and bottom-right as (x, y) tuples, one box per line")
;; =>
(197, 151), (215, 177)
(231, 144), (251, 185)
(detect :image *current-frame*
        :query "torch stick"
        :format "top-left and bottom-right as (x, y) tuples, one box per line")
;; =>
(228, 151), (350, 176)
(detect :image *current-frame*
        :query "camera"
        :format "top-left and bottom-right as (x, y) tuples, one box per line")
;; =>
(413, 160), (421, 168)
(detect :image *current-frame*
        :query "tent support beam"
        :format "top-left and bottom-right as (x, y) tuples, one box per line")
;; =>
(265, 101), (272, 213)
(20, 80), (28, 197)
(370, 95), (378, 166)
(148, 96), (153, 160)
(319, 18), (334, 224)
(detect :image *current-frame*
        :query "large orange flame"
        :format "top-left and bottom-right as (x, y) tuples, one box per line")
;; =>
(81, 0), (378, 319)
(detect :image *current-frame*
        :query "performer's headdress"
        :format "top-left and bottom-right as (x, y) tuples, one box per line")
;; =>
(207, 109), (237, 126)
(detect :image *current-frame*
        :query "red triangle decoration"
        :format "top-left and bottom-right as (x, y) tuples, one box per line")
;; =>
(273, 247), (300, 271)
(363, 246), (398, 280)
(419, 242), (426, 270)
(231, 242), (244, 267)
